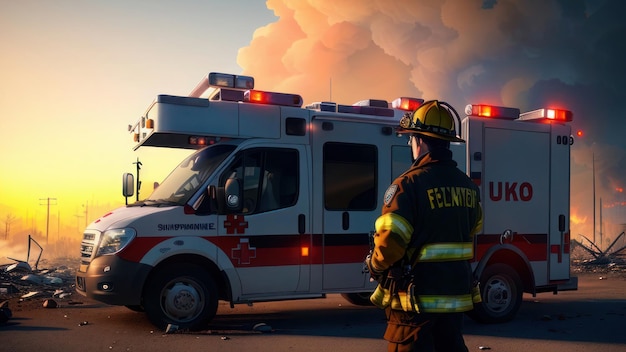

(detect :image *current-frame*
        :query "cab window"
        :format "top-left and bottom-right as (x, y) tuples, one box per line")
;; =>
(221, 148), (298, 214)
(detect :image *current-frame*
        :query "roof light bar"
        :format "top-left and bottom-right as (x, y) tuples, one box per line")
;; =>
(209, 88), (245, 102)
(306, 102), (337, 112)
(337, 104), (394, 117)
(465, 104), (520, 120)
(244, 90), (303, 107)
(353, 99), (389, 108)
(189, 72), (255, 98)
(208, 72), (254, 90)
(392, 97), (425, 111)
(519, 108), (573, 122)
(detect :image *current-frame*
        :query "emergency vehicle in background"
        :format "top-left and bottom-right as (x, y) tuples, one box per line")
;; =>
(76, 72), (577, 330)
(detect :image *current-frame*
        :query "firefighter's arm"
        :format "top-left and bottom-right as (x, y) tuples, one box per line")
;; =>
(370, 212), (414, 272)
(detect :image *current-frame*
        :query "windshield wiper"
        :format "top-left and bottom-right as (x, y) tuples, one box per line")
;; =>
(143, 199), (182, 207)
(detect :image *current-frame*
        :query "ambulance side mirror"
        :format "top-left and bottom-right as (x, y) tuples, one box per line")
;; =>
(219, 176), (242, 213)
(122, 173), (135, 205)
(122, 173), (134, 197)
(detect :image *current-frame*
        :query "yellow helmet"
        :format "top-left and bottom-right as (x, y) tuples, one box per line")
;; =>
(399, 100), (465, 143)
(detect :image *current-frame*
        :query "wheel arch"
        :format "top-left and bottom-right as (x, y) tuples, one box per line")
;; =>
(137, 236), (240, 304)
(143, 253), (232, 303)
(474, 244), (536, 295)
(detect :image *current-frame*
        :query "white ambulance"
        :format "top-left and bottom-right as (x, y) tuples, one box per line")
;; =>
(76, 72), (577, 329)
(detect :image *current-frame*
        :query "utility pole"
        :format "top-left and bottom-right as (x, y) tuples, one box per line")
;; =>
(4, 214), (17, 240)
(39, 197), (57, 245)
(592, 153), (596, 245)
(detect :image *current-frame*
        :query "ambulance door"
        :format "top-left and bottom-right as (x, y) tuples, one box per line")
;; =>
(548, 124), (571, 281)
(312, 119), (382, 291)
(216, 145), (310, 296)
(480, 122), (551, 281)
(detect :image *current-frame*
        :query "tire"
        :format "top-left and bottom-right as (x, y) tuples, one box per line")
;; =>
(467, 263), (523, 324)
(143, 263), (218, 331)
(341, 292), (374, 306)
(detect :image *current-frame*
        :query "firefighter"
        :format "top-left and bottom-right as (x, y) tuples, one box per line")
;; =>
(365, 100), (483, 351)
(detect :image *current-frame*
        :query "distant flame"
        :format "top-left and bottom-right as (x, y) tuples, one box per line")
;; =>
(571, 212), (587, 225)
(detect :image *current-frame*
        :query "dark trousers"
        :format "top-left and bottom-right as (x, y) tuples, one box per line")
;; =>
(384, 307), (469, 352)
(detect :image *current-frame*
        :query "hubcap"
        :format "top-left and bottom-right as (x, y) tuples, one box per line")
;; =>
(162, 282), (203, 321)
(485, 277), (511, 313)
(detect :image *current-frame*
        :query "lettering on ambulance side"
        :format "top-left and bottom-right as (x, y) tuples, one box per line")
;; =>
(157, 223), (215, 231)
(426, 187), (477, 209)
(488, 182), (533, 202)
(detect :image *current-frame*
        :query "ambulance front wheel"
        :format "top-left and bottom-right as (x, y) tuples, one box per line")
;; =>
(467, 263), (523, 324)
(143, 263), (219, 331)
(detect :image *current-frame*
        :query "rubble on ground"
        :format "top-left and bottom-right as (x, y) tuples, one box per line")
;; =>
(0, 257), (79, 324)
(570, 237), (626, 275)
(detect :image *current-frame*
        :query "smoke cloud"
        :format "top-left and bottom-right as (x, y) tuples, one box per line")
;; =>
(238, 0), (626, 242)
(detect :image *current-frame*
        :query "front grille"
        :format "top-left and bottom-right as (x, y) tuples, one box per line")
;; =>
(80, 230), (100, 263)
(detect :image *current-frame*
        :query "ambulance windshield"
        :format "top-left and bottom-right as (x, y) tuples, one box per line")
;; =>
(144, 144), (235, 205)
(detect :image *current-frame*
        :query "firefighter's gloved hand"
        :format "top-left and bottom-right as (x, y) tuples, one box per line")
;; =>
(364, 254), (385, 282)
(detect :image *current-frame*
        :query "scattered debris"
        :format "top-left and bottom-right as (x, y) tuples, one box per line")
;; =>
(253, 322), (273, 333)
(165, 324), (179, 334)
(1, 237), (79, 326)
(78, 321), (89, 326)
(21, 291), (41, 299)
(221, 336), (230, 340)
(0, 301), (11, 324)
(5, 261), (32, 273)
(0, 283), (19, 295)
(478, 346), (491, 350)
(572, 231), (626, 266)
(43, 299), (58, 308)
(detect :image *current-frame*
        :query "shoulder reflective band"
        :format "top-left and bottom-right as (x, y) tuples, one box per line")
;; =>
(417, 294), (474, 313)
(416, 242), (473, 262)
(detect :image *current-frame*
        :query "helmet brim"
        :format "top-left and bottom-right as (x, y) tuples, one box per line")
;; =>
(398, 128), (466, 143)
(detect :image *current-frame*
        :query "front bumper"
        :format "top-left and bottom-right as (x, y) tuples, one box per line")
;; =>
(75, 255), (152, 306)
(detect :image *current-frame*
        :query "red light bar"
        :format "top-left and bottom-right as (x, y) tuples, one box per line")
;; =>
(244, 90), (303, 107)
(519, 108), (573, 122)
(189, 136), (219, 146)
(465, 104), (520, 120)
(392, 97), (424, 111)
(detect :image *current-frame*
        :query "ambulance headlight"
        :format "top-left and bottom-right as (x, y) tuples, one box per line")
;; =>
(96, 228), (136, 256)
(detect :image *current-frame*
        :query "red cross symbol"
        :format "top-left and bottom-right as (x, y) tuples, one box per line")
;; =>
(224, 214), (248, 234)
(232, 238), (256, 265)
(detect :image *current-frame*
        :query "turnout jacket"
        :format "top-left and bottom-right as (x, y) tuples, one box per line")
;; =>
(371, 147), (483, 313)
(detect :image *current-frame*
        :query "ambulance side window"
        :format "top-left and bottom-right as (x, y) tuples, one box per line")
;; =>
(323, 142), (377, 210)
(220, 148), (299, 214)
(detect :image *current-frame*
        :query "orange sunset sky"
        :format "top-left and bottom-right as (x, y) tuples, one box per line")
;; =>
(1, 0), (625, 259)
